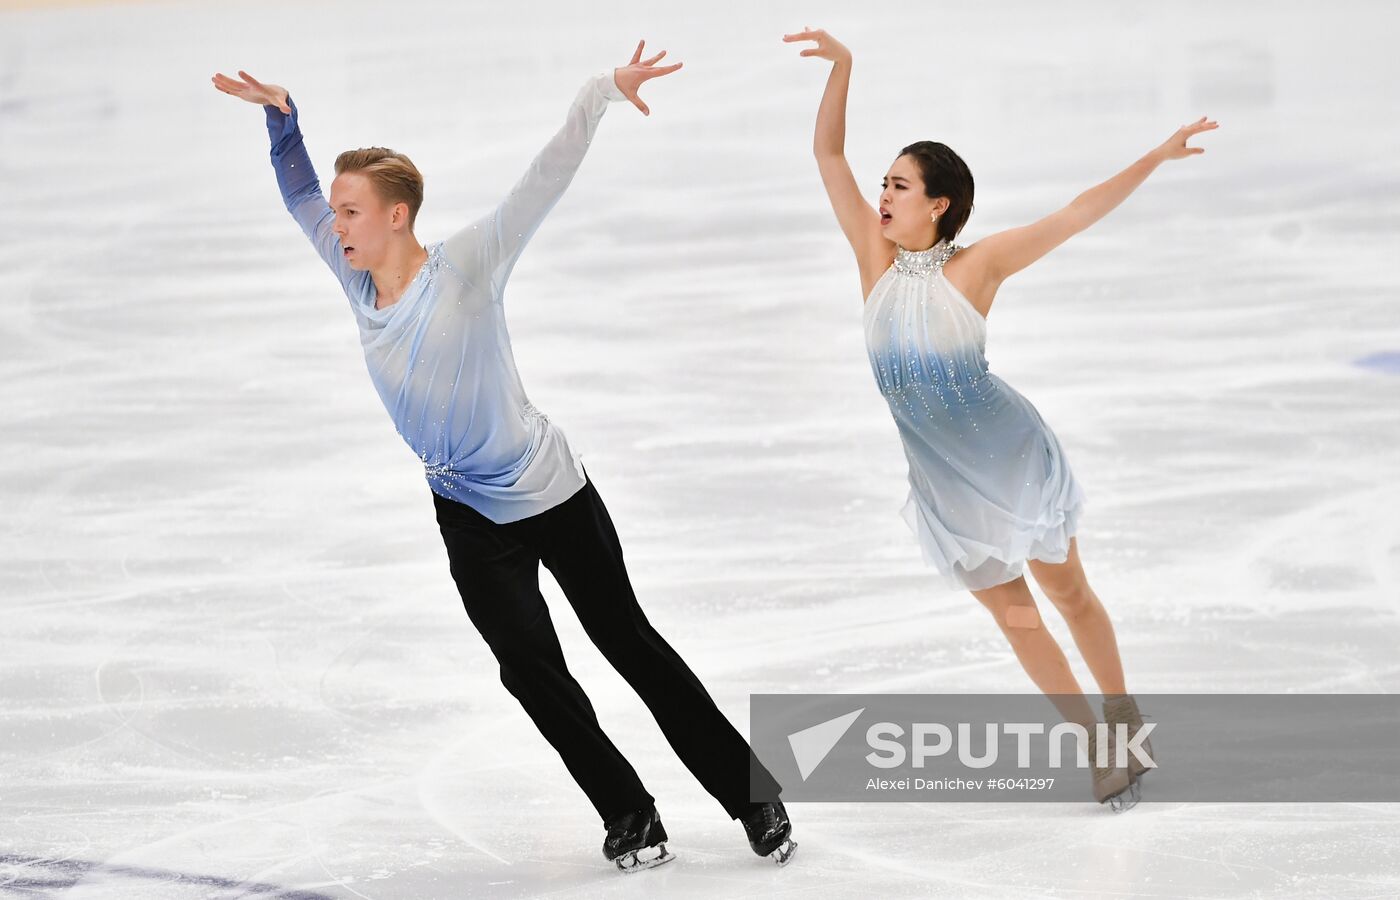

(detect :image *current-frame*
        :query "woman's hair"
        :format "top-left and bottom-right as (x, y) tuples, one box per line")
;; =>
(898, 141), (974, 243)
(334, 148), (425, 228)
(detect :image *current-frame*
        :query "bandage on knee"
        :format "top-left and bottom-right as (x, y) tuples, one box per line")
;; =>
(1005, 605), (1042, 630)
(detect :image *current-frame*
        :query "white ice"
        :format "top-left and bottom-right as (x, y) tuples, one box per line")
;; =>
(3, 0), (1400, 897)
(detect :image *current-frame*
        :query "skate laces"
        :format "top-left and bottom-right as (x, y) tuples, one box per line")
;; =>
(606, 808), (650, 839)
(1103, 696), (1153, 751)
(1103, 696), (1147, 728)
(1085, 729), (1123, 781)
(748, 803), (778, 835)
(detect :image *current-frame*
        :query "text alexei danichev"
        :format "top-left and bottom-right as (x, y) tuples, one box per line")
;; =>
(865, 777), (1056, 791)
(868, 777), (980, 790)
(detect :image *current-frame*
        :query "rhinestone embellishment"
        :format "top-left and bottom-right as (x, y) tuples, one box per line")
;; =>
(893, 239), (961, 276)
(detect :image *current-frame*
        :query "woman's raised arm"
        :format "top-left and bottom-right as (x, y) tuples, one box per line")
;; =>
(784, 28), (891, 288)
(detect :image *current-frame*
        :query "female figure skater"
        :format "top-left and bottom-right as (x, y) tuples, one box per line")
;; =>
(211, 40), (795, 871)
(784, 26), (1216, 809)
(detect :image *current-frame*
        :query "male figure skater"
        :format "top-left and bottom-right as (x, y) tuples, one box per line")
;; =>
(211, 41), (795, 871)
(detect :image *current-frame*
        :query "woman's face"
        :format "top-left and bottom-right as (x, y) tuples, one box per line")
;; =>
(879, 154), (948, 250)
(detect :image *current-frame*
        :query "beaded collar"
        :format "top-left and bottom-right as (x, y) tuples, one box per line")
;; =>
(894, 239), (961, 276)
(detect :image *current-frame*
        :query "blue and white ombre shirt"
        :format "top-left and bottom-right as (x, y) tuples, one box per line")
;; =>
(265, 71), (627, 523)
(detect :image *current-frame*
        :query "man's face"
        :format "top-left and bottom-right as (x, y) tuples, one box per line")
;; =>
(329, 172), (398, 270)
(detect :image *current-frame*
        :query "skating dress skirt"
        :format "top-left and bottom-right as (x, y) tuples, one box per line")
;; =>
(862, 239), (1085, 591)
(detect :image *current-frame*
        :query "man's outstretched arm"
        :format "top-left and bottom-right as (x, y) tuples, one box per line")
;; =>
(444, 41), (683, 287)
(213, 69), (365, 300)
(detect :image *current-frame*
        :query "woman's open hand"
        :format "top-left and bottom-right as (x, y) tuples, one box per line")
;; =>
(613, 40), (683, 116)
(781, 26), (851, 64)
(1155, 116), (1219, 162)
(211, 70), (290, 115)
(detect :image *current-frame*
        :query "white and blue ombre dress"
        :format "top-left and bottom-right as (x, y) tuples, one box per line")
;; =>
(863, 239), (1086, 591)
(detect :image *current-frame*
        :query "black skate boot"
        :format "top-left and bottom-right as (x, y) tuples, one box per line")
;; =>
(602, 806), (675, 873)
(740, 800), (797, 866)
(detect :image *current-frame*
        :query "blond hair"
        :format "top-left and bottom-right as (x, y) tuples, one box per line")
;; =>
(334, 147), (424, 228)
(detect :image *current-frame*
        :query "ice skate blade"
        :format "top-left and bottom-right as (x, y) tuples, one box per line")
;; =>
(614, 842), (675, 873)
(768, 838), (798, 867)
(1105, 781), (1141, 813)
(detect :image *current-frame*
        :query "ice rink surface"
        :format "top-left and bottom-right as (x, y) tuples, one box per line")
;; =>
(3, 0), (1399, 896)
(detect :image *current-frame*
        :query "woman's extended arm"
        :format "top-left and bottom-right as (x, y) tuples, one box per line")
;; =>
(977, 117), (1219, 282)
(784, 28), (891, 286)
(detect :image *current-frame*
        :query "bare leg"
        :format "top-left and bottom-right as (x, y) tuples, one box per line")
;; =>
(1026, 537), (1128, 698)
(969, 575), (1096, 728)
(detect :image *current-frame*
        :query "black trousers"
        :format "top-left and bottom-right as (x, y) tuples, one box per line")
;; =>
(432, 474), (782, 823)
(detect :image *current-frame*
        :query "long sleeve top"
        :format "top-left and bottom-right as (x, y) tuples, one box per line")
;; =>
(264, 71), (627, 523)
